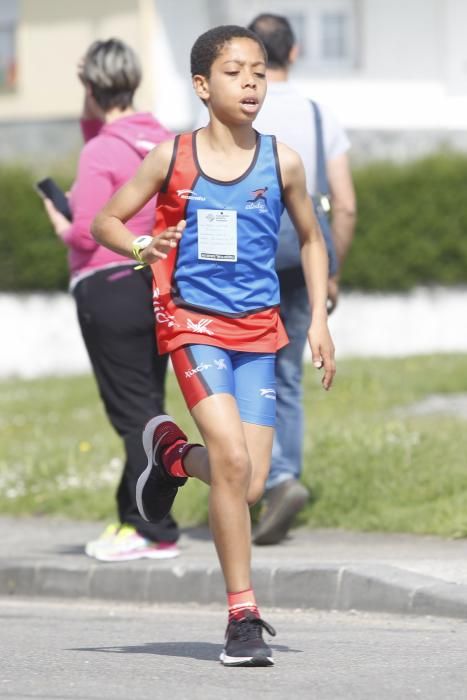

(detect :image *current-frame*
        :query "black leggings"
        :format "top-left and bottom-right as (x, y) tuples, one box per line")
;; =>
(74, 265), (178, 542)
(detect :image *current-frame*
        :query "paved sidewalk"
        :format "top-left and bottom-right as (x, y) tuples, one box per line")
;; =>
(2, 517), (467, 619)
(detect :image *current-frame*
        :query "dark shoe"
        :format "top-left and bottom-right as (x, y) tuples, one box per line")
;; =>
(220, 612), (276, 667)
(253, 479), (309, 545)
(136, 415), (188, 523)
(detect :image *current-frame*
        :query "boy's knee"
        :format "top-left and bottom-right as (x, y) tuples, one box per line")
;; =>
(212, 447), (250, 488)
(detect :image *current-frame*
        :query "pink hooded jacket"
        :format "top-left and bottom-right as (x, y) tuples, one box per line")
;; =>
(62, 113), (173, 281)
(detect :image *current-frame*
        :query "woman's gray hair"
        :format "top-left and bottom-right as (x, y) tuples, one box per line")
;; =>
(81, 38), (142, 111)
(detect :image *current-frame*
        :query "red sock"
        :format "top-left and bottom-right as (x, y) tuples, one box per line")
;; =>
(227, 588), (259, 622)
(161, 440), (193, 478)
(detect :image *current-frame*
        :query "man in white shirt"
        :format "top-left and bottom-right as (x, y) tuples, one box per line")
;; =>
(249, 13), (357, 545)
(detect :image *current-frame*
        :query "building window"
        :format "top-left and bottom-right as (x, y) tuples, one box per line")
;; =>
(311, 0), (357, 72)
(237, 0), (358, 74)
(287, 12), (308, 60)
(321, 11), (350, 61)
(0, 0), (17, 91)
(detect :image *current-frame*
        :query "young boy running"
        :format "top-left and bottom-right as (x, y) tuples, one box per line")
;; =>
(92, 25), (335, 667)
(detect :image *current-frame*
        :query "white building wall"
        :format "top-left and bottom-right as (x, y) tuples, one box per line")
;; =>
(361, 0), (441, 81)
(1, 0), (466, 162)
(152, 0), (228, 130)
(173, 0), (467, 133)
(443, 0), (467, 96)
(0, 0), (156, 120)
(297, 0), (467, 130)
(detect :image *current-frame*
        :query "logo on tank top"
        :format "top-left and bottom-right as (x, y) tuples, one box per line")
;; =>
(177, 189), (206, 201)
(245, 186), (268, 213)
(186, 318), (214, 335)
(152, 288), (180, 328)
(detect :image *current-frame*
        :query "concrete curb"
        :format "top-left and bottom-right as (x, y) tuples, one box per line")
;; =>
(2, 559), (467, 620)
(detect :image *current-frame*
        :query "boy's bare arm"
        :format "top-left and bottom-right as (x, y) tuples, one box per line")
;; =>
(92, 140), (183, 261)
(278, 142), (336, 390)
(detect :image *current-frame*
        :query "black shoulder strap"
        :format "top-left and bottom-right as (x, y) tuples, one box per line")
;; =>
(310, 100), (329, 195)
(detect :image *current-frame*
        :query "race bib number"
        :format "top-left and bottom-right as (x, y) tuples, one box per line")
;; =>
(197, 209), (237, 261)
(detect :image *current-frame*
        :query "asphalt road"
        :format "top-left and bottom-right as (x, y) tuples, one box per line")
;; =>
(1, 598), (466, 700)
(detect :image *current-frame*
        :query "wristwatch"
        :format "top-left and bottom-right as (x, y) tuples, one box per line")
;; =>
(132, 235), (153, 268)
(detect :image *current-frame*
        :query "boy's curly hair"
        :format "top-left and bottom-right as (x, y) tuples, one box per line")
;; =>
(190, 25), (267, 78)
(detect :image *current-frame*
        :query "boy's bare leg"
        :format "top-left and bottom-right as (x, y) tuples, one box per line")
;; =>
(183, 418), (273, 498)
(242, 421), (274, 505)
(184, 394), (272, 591)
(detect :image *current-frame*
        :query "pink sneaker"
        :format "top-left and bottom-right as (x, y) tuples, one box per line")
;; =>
(92, 525), (180, 562)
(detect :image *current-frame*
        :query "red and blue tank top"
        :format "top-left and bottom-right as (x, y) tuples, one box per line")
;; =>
(151, 130), (289, 355)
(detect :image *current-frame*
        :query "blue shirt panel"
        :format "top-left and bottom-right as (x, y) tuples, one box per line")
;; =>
(174, 135), (284, 315)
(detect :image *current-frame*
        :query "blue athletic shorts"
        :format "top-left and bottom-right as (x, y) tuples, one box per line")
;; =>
(170, 344), (277, 427)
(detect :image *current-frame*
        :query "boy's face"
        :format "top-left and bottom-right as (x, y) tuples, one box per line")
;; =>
(193, 38), (267, 124)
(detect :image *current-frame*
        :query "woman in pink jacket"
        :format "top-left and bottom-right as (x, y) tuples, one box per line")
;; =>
(43, 38), (179, 561)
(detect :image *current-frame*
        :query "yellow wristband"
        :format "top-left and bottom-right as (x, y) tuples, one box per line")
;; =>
(132, 235), (153, 269)
(132, 245), (146, 269)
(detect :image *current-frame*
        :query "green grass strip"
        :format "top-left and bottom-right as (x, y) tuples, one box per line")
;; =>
(2, 354), (467, 536)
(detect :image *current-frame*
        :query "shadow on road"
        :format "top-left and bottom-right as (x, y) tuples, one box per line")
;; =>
(70, 641), (302, 660)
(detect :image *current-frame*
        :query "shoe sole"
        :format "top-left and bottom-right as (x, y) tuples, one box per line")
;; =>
(219, 651), (274, 667)
(136, 414), (174, 522)
(85, 542), (112, 558)
(85, 539), (117, 558)
(93, 547), (180, 562)
(253, 484), (309, 546)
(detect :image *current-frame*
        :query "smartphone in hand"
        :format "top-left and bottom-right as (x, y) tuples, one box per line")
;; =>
(35, 177), (73, 221)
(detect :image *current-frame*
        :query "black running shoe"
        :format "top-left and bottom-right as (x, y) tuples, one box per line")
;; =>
(136, 415), (188, 523)
(220, 612), (276, 667)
